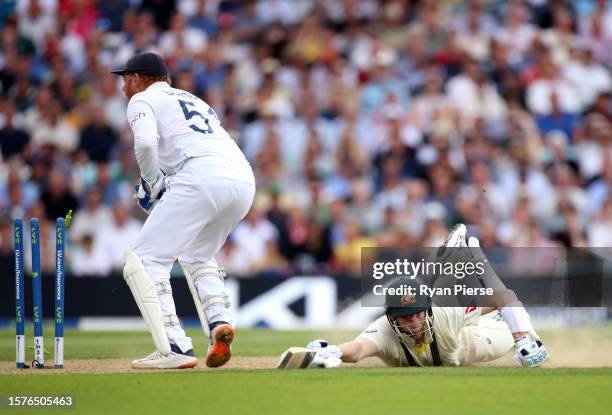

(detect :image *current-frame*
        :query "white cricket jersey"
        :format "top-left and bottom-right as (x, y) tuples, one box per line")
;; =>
(127, 82), (254, 184)
(357, 306), (481, 367)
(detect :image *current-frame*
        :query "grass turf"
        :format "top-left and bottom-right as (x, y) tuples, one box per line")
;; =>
(0, 327), (358, 360)
(1, 327), (612, 415)
(1, 368), (611, 415)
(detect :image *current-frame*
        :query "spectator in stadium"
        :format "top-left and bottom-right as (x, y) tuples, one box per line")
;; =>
(0, 0), (609, 277)
(0, 99), (30, 159)
(231, 196), (279, 272)
(96, 202), (142, 271)
(39, 167), (77, 222)
(71, 233), (111, 276)
(78, 101), (119, 162)
(69, 185), (112, 244)
(28, 98), (78, 153)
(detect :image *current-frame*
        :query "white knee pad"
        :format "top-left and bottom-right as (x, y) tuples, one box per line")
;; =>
(123, 250), (172, 354)
(178, 259), (231, 338)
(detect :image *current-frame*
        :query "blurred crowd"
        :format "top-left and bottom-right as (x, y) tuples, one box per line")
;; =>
(0, 0), (611, 277)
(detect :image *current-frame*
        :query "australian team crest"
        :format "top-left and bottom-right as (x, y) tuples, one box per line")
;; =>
(400, 293), (417, 305)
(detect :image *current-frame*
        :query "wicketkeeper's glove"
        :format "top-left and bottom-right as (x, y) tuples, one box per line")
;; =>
(134, 170), (166, 214)
(306, 339), (342, 369)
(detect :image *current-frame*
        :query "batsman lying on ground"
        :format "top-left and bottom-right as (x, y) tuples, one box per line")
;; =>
(278, 225), (550, 369)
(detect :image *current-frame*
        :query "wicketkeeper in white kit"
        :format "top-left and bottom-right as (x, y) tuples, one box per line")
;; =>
(112, 53), (255, 369)
(279, 225), (550, 369)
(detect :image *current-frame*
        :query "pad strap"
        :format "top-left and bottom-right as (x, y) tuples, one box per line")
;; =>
(162, 314), (180, 326)
(155, 281), (172, 295)
(191, 266), (225, 282)
(201, 294), (231, 310)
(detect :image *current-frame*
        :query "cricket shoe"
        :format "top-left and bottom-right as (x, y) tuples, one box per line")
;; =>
(206, 323), (234, 368)
(132, 345), (198, 369)
(436, 224), (470, 262)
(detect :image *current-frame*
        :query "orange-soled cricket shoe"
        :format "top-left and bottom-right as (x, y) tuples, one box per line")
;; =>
(206, 324), (234, 368)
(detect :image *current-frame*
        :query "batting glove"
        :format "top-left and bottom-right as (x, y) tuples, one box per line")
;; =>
(306, 339), (329, 350)
(306, 339), (342, 369)
(514, 336), (549, 368)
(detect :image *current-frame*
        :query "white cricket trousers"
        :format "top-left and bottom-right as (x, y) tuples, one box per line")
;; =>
(458, 314), (515, 365)
(133, 157), (255, 352)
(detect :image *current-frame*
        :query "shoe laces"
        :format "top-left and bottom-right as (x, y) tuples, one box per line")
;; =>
(143, 351), (164, 360)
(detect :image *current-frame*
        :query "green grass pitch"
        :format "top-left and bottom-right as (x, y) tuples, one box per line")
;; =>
(1, 327), (611, 415)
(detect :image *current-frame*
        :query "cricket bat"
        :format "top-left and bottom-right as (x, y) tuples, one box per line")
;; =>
(277, 347), (318, 369)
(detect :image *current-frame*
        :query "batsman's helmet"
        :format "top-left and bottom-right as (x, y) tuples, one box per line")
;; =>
(384, 277), (431, 318)
(384, 277), (434, 340)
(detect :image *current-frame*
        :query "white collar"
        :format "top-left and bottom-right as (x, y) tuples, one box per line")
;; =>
(147, 81), (169, 90)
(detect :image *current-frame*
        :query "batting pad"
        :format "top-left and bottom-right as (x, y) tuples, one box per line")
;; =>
(123, 250), (172, 355)
(178, 259), (212, 339)
(277, 347), (317, 369)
